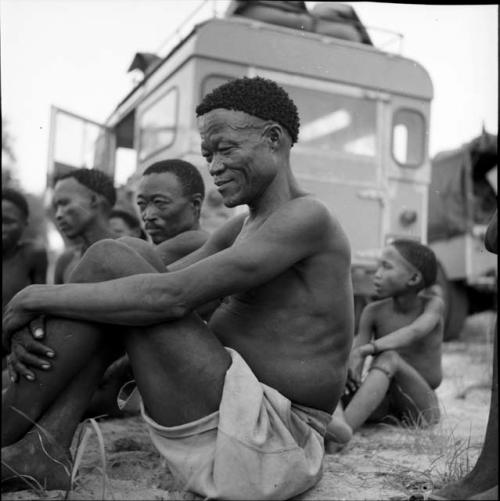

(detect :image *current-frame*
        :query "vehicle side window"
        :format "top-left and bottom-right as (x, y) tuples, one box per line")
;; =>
(138, 87), (178, 161)
(392, 108), (425, 167)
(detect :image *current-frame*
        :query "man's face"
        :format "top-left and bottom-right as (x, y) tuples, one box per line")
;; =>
(198, 109), (277, 208)
(2, 199), (27, 250)
(52, 177), (98, 239)
(372, 245), (419, 298)
(136, 172), (199, 244)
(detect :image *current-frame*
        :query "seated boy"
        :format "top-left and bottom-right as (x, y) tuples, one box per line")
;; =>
(326, 239), (444, 444)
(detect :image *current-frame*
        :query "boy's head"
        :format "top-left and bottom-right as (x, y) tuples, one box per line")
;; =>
(2, 188), (29, 250)
(374, 239), (438, 297)
(53, 168), (116, 239)
(137, 159), (205, 244)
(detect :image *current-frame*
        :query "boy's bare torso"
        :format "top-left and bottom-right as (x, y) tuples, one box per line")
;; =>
(371, 295), (443, 388)
(208, 202), (354, 413)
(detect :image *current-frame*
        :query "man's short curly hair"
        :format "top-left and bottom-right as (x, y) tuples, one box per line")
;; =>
(143, 159), (205, 201)
(56, 168), (116, 208)
(2, 187), (29, 219)
(392, 239), (438, 289)
(195, 76), (300, 145)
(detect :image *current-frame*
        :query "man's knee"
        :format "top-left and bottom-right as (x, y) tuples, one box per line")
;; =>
(117, 236), (164, 272)
(69, 239), (151, 283)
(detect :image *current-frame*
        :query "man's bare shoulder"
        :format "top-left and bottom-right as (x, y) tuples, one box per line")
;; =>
(271, 195), (350, 252)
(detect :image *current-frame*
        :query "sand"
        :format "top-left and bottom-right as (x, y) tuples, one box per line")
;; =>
(2, 311), (496, 501)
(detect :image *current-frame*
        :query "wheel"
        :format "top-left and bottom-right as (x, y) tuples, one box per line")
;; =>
(436, 261), (469, 341)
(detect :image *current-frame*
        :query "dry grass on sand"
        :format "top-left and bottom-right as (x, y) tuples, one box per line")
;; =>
(2, 311), (496, 501)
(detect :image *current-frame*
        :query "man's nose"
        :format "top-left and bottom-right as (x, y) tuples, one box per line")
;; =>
(142, 205), (157, 221)
(208, 155), (225, 176)
(55, 207), (64, 220)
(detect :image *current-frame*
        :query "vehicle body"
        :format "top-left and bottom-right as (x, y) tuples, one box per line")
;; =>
(428, 130), (497, 339)
(46, 1), (434, 323)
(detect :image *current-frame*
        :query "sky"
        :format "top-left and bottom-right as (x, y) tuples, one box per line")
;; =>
(1, 1), (498, 195)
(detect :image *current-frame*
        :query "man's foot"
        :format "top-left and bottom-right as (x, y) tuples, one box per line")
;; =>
(1, 429), (72, 492)
(430, 476), (498, 500)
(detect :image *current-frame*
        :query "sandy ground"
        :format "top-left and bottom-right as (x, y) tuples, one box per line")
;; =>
(2, 311), (496, 501)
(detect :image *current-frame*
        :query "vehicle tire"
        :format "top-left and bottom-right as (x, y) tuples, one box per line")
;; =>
(436, 261), (469, 341)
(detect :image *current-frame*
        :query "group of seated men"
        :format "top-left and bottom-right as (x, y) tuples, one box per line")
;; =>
(1, 76), (497, 501)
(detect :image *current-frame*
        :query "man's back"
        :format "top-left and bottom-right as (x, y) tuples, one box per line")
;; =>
(208, 195), (353, 413)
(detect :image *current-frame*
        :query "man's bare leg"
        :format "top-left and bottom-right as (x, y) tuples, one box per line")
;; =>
(2, 239), (231, 489)
(343, 350), (440, 432)
(1, 239), (163, 489)
(430, 332), (498, 500)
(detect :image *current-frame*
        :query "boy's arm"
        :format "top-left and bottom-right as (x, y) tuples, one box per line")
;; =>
(369, 295), (444, 354)
(352, 302), (376, 350)
(347, 304), (376, 384)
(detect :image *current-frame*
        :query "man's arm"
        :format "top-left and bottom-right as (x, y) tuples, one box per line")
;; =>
(167, 213), (247, 272)
(370, 295), (444, 353)
(53, 250), (75, 285)
(4, 198), (333, 333)
(156, 231), (209, 266)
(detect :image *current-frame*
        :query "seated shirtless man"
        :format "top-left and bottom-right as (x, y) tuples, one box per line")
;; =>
(327, 239), (443, 445)
(2, 188), (48, 383)
(2, 76), (354, 500)
(51, 168), (117, 285)
(87, 159), (212, 417)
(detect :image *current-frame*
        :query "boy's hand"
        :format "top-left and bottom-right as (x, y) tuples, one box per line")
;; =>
(7, 327), (55, 383)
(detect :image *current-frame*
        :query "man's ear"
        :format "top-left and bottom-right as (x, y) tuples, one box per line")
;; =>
(89, 192), (99, 209)
(408, 272), (423, 288)
(263, 124), (284, 149)
(190, 193), (203, 217)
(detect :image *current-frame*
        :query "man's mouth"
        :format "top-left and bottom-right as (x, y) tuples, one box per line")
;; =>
(215, 179), (232, 188)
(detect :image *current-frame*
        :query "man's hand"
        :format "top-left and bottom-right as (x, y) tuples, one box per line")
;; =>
(2, 287), (39, 352)
(7, 327), (55, 383)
